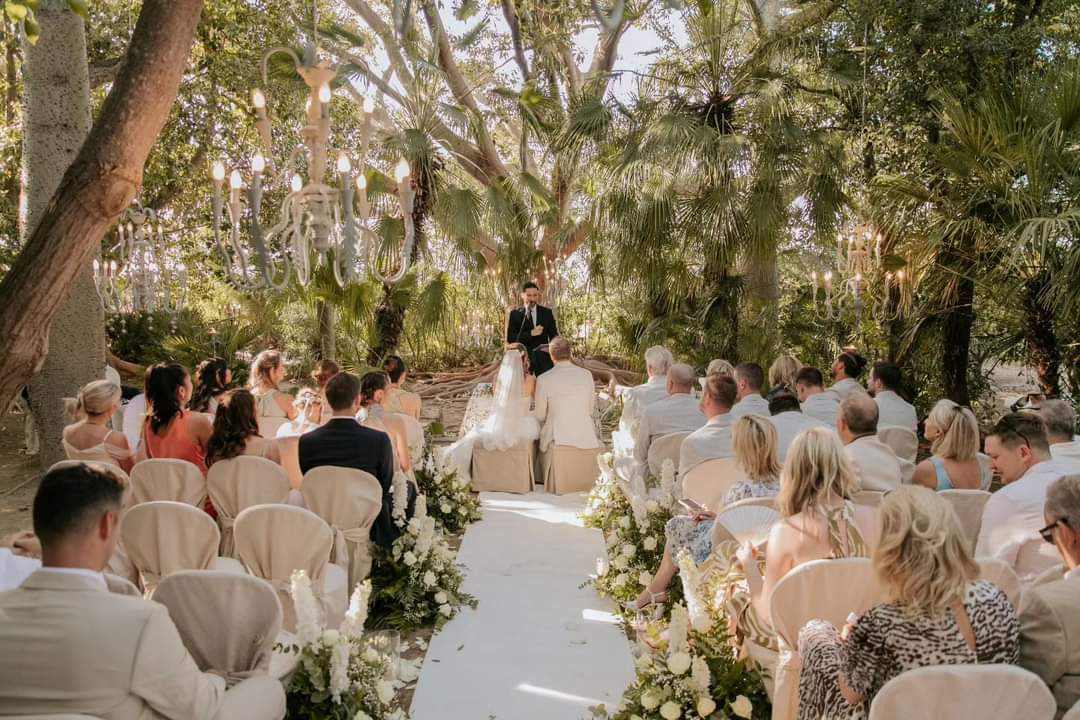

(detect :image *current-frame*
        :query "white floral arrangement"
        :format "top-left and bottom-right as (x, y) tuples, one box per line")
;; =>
(280, 571), (409, 720)
(369, 495), (478, 631)
(414, 446), (481, 533)
(582, 452), (629, 532)
(392, 472), (411, 528)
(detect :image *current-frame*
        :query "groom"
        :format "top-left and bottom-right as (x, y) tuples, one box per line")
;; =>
(506, 281), (559, 376)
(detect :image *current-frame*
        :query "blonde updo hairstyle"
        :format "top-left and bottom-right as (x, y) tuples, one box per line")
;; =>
(250, 350), (284, 390)
(926, 399), (979, 461)
(64, 380), (122, 422)
(777, 427), (858, 517)
(733, 415), (781, 484)
(874, 485), (978, 616)
(768, 354), (803, 392)
(706, 359), (735, 377)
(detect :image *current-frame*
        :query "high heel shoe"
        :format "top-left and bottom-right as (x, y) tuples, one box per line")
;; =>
(623, 590), (668, 618)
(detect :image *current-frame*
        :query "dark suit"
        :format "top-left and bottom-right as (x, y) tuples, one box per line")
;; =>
(298, 417), (409, 549)
(506, 304), (559, 375)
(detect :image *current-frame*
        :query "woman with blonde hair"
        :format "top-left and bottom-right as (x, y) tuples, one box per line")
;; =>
(249, 350), (297, 432)
(798, 486), (1019, 718)
(767, 354), (802, 399)
(62, 380), (134, 472)
(706, 358), (735, 377)
(913, 399), (984, 490)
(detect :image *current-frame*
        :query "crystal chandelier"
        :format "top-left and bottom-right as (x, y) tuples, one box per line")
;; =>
(809, 220), (909, 325)
(211, 12), (416, 290)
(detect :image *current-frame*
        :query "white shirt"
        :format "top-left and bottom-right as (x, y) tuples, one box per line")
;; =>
(634, 393), (706, 462)
(678, 413), (735, 477)
(875, 390), (918, 435)
(829, 378), (865, 401)
(769, 411), (830, 463)
(0, 549), (40, 592)
(801, 392), (840, 428)
(1050, 440), (1080, 465)
(845, 435), (902, 492)
(730, 393), (770, 420)
(976, 458), (1080, 586)
(31, 566), (107, 591)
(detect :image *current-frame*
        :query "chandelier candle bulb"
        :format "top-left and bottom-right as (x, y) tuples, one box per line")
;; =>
(362, 95), (375, 114)
(290, 174), (303, 194)
(252, 153), (266, 174)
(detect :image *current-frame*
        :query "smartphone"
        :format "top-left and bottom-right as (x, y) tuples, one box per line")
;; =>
(679, 497), (705, 514)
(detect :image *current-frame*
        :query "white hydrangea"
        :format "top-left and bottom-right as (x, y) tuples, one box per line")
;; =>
(690, 656), (711, 694)
(440, 502), (452, 514)
(643, 535), (658, 551)
(423, 570), (438, 588)
(638, 570), (652, 586)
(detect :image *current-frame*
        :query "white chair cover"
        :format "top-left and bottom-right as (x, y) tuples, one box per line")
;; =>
(878, 426), (918, 463)
(977, 452), (994, 490)
(681, 457), (746, 511)
(300, 467), (383, 590)
(4, 715), (101, 719)
(1064, 698), (1080, 720)
(647, 431), (691, 477)
(49, 459), (132, 508)
(542, 445), (601, 495)
(852, 490), (886, 507)
(940, 489), (991, 552)
(867, 664), (1056, 720)
(234, 504), (347, 631)
(121, 501), (220, 597)
(977, 557), (1022, 609)
(207, 456), (292, 558)
(130, 459), (206, 507)
(898, 457), (916, 485)
(768, 558), (887, 720)
(153, 570), (281, 687)
(471, 440), (535, 494)
(275, 435), (303, 490)
(257, 416), (288, 440)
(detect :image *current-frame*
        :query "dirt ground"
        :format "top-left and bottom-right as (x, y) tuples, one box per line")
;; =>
(0, 409), (41, 538)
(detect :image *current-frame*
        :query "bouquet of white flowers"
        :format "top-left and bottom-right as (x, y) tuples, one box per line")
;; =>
(369, 495), (477, 631)
(280, 571), (409, 720)
(582, 452), (630, 533)
(414, 446), (481, 533)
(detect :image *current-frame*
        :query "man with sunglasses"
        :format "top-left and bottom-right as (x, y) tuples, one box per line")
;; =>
(977, 413), (1080, 586)
(1019, 474), (1080, 718)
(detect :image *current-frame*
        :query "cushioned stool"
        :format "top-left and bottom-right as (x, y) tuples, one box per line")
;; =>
(471, 440), (536, 493)
(541, 446), (601, 495)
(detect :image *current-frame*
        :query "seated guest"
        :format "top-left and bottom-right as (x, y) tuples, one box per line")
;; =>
(796, 366), (841, 427)
(767, 391), (828, 463)
(0, 463), (286, 718)
(978, 413), (1080, 585)
(1, 530), (41, 592)
(913, 399), (983, 490)
(190, 358), (232, 414)
(275, 388), (323, 438)
(839, 391), (902, 492)
(620, 345), (674, 434)
(1040, 399), (1080, 464)
(62, 380), (134, 473)
(868, 362), (918, 435)
(829, 350), (868, 401)
(628, 415), (782, 612)
(300, 372), (410, 549)
(311, 359), (339, 424)
(250, 350), (297, 427)
(358, 372), (413, 474)
(383, 355), (422, 420)
(535, 338), (600, 452)
(766, 354), (802, 400)
(707, 358), (735, 377)
(135, 362), (213, 476)
(1020, 474), (1080, 718)
(633, 363), (706, 463)
(205, 389), (282, 467)
(730, 362), (770, 420)
(678, 373), (737, 477)
(799, 485), (1019, 720)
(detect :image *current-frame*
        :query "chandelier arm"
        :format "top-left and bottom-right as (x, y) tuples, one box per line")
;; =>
(261, 46), (303, 89)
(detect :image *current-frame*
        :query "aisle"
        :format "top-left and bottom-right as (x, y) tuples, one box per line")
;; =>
(410, 491), (635, 720)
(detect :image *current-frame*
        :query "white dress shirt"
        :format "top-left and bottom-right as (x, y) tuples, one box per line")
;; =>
(730, 393), (771, 420)
(801, 392), (840, 428)
(829, 377), (865, 401)
(0, 548), (41, 592)
(976, 458), (1080, 586)
(1050, 440), (1080, 465)
(769, 411), (830, 463)
(678, 413), (735, 477)
(845, 435), (902, 492)
(874, 390), (918, 435)
(634, 393), (706, 462)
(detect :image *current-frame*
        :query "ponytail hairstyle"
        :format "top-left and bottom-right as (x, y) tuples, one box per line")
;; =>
(836, 350), (868, 380)
(64, 380), (121, 423)
(205, 389), (260, 467)
(190, 358), (230, 413)
(250, 350), (284, 390)
(359, 371), (389, 407)
(926, 399), (979, 462)
(144, 363), (190, 433)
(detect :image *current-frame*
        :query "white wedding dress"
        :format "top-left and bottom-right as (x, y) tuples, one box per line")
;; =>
(443, 350), (540, 483)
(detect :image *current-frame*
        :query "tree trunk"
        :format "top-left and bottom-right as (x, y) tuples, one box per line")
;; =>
(317, 300), (336, 360)
(1022, 273), (1060, 396)
(941, 275), (975, 405)
(0, 0), (204, 419)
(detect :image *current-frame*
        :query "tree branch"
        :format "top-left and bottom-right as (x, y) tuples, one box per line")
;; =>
(341, 0), (415, 87)
(500, 0), (531, 81)
(88, 56), (125, 89)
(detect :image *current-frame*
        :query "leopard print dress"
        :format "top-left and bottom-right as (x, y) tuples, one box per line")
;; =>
(796, 580), (1020, 720)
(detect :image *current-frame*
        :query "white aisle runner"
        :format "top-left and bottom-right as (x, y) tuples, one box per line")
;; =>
(410, 492), (635, 720)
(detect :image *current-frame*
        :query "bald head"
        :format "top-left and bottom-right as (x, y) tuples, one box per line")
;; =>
(839, 391), (878, 440)
(667, 363), (695, 394)
(549, 337), (572, 362)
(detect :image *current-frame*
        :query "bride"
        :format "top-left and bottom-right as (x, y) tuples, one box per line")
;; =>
(443, 344), (540, 482)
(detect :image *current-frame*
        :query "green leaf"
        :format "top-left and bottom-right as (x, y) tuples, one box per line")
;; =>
(24, 14), (39, 44)
(68, 0), (87, 17)
(5, 3), (28, 22)
(455, 17), (488, 50)
(454, 0), (479, 21)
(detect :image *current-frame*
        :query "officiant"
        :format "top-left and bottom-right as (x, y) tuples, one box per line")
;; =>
(505, 281), (559, 376)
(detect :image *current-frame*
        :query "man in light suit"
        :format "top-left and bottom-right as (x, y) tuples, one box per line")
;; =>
(868, 362), (918, 435)
(535, 338), (600, 452)
(619, 345), (674, 435)
(795, 366), (840, 427)
(768, 392), (830, 463)
(634, 363), (706, 463)
(730, 362), (771, 420)
(1041, 400), (1080, 465)
(838, 391), (902, 492)
(678, 373), (737, 477)
(1019, 474), (1080, 718)
(0, 463), (285, 719)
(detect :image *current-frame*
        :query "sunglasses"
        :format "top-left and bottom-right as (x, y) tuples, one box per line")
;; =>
(1039, 518), (1069, 544)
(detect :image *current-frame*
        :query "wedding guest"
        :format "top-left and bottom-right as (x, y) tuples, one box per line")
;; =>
(190, 358), (232, 414)
(383, 355), (422, 420)
(707, 358), (736, 377)
(767, 354), (802, 400)
(829, 350), (868, 401)
(250, 350), (297, 429)
(799, 485), (1019, 720)
(796, 366), (841, 427)
(912, 399), (983, 490)
(633, 363), (706, 463)
(299, 372), (410, 549)
(628, 415), (783, 612)
(1040, 399), (1080, 464)
(838, 391), (902, 492)
(135, 363), (212, 476)
(768, 391), (828, 463)
(977, 413), (1080, 585)
(62, 380), (133, 473)
(358, 371), (413, 474)
(678, 373), (737, 477)
(730, 362), (770, 420)
(868, 362), (917, 435)
(0, 462), (287, 718)
(311, 359), (339, 424)
(205, 389), (281, 466)
(275, 388), (323, 438)
(621, 345), (674, 434)
(1, 530), (40, 591)
(535, 338), (600, 452)
(1019, 474), (1080, 718)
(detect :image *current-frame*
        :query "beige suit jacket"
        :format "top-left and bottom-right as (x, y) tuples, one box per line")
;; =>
(1019, 571), (1080, 718)
(0, 569), (226, 719)
(535, 361), (600, 451)
(845, 435), (902, 492)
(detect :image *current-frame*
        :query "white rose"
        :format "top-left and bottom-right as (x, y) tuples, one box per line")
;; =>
(458, 507), (466, 515)
(619, 516), (632, 529)
(321, 629), (340, 644)
(423, 570), (437, 587)
(376, 679), (396, 704)
(634, 653), (652, 671)
(611, 555), (627, 570)
(439, 603), (453, 617)
(660, 701), (681, 720)
(640, 689), (661, 710)
(645, 499), (660, 513)
(614, 573), (628, 587)
(403, 551), (417, 566)
(354, 712), (374, 720)
(643, 536), (658, 551)
(697, 697), (716, 717)
(434, 591), (448, 604)
(638, 571), (652, 587)
(441, 502), (452, 514)
(730, 695), (753, 719)
(363, 647), (380, 662)
(621, 543), (636, 558)
(667, 651), (692, 675)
